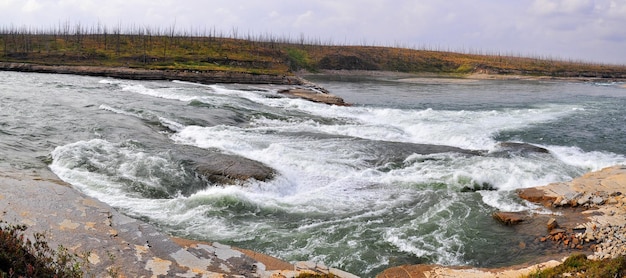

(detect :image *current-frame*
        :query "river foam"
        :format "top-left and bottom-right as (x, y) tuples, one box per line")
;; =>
(40, 77), (626, 276)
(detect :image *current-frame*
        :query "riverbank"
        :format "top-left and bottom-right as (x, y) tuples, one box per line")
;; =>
(302, 69), (626, 83)
(0, 167), (357, 277)
(0, 62), (349, 106)
(378, 165), (626, 278)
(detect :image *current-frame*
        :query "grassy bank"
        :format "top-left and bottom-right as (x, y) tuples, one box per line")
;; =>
(1, 24), (626, 79)
(526, 253), (626, 278)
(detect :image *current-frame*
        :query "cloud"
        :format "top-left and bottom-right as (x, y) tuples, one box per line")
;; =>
(530, 0), (595, 15)
(0, 0), (624, 64)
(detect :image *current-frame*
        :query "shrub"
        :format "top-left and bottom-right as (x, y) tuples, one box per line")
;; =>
(0, 221), (82, 278)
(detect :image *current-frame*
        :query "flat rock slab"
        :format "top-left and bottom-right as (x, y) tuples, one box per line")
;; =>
(0, 169), (357, 277)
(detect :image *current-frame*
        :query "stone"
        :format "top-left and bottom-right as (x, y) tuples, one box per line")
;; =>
(547, 218), (558, 231)
(550, 228), (566, 236)
(278, 88), (349, 106)
(591, 196), (605, 205)
(553, 196), (565, 207)
(492, 211), (525, 225)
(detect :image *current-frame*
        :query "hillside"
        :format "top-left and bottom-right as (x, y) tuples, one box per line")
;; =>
(1, 30), (626, 79)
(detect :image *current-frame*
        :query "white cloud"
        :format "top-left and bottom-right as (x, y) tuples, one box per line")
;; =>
(21, 0), (42, 12)
(0, 0), (624, 64)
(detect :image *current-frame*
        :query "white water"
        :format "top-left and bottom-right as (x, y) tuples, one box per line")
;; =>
(45, 79), (626, 276)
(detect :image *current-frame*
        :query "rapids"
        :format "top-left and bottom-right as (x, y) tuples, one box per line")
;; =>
(1, 71), (625, 276)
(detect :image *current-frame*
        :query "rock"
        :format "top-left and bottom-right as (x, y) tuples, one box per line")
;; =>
(591, 196), (605, 205)
(191, 153), (275, 184)
(278, 88), (349, 106)
(172, 145), (275, 186)
(493, 211), (525, 225)
(577, 192), (592, 206)
(547, 218), (559, 231)
(550, 228), (566, 236)
(553, 196), (565, 207)
(517, 187), (557, 206)
(496, 142), (550, 154)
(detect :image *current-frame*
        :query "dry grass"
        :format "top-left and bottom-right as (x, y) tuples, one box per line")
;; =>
(1, 25), (625, 78)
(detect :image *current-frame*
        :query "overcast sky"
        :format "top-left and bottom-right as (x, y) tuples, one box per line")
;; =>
(1, 0), (625, 64)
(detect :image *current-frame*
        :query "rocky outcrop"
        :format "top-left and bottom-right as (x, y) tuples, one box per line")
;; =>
(517, 165), (626, 260)
(377, 165), (626, 277)
(0, 169), (358, 277)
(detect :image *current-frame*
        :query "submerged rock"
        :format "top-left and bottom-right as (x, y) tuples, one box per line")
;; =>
(489, 142), (550, 158)
(497, 142), (550, 153)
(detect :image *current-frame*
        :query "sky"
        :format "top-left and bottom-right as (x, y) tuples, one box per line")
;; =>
(1, 0), (625, 64)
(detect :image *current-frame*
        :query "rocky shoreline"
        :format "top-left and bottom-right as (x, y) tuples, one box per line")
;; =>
(379, 165), (626, 278)
(0, 168), (358, 277)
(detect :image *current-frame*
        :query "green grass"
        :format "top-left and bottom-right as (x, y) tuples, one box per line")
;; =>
(526, 253), (626, 278)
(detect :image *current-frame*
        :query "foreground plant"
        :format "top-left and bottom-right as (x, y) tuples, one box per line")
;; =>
(0, 221), (82, 278)
(527, 253), (626, 278)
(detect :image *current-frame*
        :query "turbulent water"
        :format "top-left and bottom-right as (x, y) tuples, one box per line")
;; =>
(1, 71), (625, 277)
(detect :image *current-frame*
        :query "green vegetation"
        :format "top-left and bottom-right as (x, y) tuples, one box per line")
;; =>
(526, 253), (626, 278)
(0, 221), (83, 278)
(1, 23), (625, 78)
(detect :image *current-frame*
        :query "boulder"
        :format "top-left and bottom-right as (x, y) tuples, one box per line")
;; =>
(278, 88), (349, 106)
(547, 218), (559, 231)
(191, 153), (275, 185)
(172, 145), (275, 186)
(493, 211), (526, 225)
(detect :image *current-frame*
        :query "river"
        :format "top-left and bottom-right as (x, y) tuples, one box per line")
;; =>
(1, 71), (624, 277)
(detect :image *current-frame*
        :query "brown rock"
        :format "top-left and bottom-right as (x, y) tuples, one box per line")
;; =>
(549, 228), (566, 235)
(492, 211), (525, 225)
(278, 88), (349, 106)
(547, 218), (558, 231)
(517, 187), (557, 206)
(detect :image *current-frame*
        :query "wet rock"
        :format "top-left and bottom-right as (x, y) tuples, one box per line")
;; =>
(497, 142), (550, 153)
(278, 88), (349, 106)
(517, 187), (557, 206)
(172, 145), (275, 186)
(191, 153), (275, 185)
(490, 142), (550, 158)
(493, 211), (526, 225)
